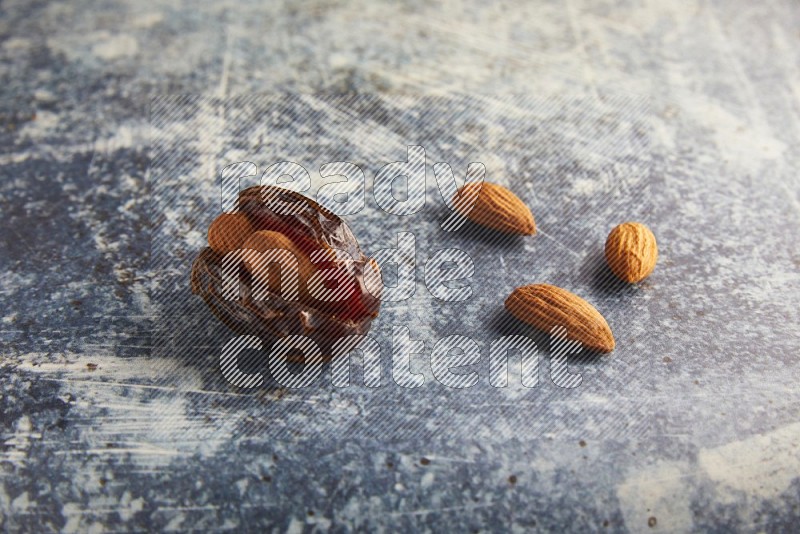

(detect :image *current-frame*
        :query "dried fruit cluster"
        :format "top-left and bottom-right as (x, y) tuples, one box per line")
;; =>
(193, 180), (658, 357)
(453, 181), (658, 354)
(191, 186), (381, 355)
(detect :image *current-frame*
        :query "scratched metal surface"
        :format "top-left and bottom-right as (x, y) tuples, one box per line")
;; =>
(1, 0), (800, 532)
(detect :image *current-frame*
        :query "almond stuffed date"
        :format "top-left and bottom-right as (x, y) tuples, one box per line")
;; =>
(191, 186), (381, 355)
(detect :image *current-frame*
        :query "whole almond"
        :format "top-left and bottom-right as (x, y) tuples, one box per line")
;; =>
(453, 182), (535, 235)
(505, 284), (615, 353)
(207, 212), (254, 254)
(605, 222), (658, 283)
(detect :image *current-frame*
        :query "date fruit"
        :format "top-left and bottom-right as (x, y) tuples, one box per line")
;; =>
(191, 186), (381, 355)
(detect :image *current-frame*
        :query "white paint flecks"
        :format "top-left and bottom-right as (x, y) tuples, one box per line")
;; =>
(18, 111), (60, 140)
(617, 461), (693, 532)
(131, 12), (164, 29)
(619, 423), (800, 530)
(699, 421), (800, 505)
(13, 354), (233, 461)
(92, 34), (139, 60)
(1, 416), (34, 466)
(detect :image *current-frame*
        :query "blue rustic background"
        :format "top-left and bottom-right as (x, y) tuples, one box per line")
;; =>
(1, 0), (799, 531)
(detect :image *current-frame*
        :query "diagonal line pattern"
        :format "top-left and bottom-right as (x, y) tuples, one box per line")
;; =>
(147, 91), (654, 444)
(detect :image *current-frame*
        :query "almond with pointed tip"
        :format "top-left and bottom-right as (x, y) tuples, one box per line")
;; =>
(504, 283), (615, 353)
(605, 222), (658, 283)
(453, 182), (536, 235)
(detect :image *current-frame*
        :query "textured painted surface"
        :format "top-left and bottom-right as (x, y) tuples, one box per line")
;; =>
(1, 0), (800, 531)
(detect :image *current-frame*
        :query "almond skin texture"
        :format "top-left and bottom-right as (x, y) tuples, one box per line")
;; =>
(505, 284), (615, 353)
(605, 222), (658, 283)
(453, 182), (536, 235)
(207, 212), (254, 254)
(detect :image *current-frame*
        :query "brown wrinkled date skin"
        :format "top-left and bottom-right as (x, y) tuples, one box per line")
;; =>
(191, 186), (381, 356)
